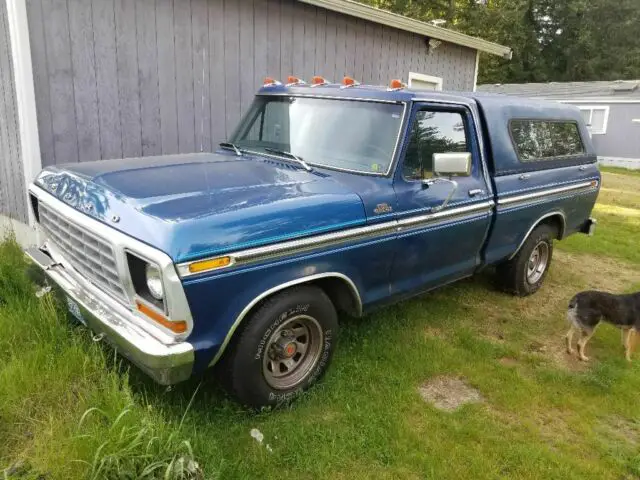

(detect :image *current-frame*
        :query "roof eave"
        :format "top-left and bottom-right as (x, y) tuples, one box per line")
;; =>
(297, 0), (512, 59)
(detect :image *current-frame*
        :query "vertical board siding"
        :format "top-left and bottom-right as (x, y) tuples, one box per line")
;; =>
(192, 0), (211, 152)
(208, 0), (225, 143)
(92, 0), (123, 160)
(27, 0), (478, 165)
(115, 0), (142, 158)
(136, 0), (162, 156)
(68, 0), (100, 162)
(156, 0), (178, 154)
(0, 0), (27, 222)
(173, 0), (195, 152)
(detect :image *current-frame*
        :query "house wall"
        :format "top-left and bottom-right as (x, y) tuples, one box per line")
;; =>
(0, 0), (27, 223)
(25, 0), (477, 167)
(588, 103), (640, 160)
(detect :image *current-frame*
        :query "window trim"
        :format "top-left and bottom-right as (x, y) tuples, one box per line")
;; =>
(577, 105), (610, 135)
(508, 118), (586, 163)
(401, 106), (472, 183)
(408, 72), (443, 91)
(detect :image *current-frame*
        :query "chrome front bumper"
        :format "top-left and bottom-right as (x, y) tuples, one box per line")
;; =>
(25, 247), (194, 385)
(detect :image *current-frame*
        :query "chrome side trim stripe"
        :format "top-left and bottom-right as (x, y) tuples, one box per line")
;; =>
(177, 200), (495, 278)
(497, 180), (598, 206)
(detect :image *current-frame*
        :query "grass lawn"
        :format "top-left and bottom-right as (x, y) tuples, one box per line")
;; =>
(2, 168), (640, 479)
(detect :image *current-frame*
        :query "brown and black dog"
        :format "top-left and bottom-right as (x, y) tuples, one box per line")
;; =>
(566, 291), (640, 361)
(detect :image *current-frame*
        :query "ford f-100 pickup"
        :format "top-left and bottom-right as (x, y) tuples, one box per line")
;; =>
(25, 76), (599, 407)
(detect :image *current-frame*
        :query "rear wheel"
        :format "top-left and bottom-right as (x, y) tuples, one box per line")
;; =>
(498, 224), (555, 296)
(220, 285), (338, 408)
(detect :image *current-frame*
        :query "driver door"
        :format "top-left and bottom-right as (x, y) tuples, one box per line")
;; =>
(390, 103), (492, 295)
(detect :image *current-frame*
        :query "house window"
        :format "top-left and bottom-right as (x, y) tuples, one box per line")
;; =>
(408, 72), (443, 91)
(578, 106), (610, 134)
(509, 120), (585, 162)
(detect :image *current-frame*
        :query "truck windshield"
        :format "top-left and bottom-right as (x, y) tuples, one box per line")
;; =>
(229, 96), (404, 174)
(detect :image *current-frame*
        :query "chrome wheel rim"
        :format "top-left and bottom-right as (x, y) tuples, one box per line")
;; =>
(526, 241), (549, 284)
(262, 315), (324, 390)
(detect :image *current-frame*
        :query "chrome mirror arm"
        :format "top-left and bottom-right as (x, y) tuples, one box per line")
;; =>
(422, 177), (458, 212)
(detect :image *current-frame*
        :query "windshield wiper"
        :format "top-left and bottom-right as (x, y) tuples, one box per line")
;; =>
(219, 142), (242, 156)
(264, 147), (313, 172)
(264, 147), (312, 172)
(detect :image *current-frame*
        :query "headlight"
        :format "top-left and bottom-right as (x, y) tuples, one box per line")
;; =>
(145, 264), (164, 300)
(127, 253), (166, 311)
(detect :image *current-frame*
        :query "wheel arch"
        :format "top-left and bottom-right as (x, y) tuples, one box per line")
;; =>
(508, 211), (566, 261)
(209, 272), (362, 367)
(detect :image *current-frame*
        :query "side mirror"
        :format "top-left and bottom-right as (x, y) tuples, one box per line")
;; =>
(433, 152), (472, 176)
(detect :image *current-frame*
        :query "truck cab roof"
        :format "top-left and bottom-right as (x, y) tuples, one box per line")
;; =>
(258, 82), (594, 177)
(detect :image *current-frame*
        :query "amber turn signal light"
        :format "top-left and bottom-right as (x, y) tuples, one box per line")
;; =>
(188, 256), (232, 274)
(136, 301), (187, 334)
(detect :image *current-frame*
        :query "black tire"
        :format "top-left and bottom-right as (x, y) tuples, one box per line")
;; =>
(220, 285), (338, 408)
(498, 224), (555, 297)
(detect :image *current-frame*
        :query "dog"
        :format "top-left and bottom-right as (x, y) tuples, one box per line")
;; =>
(566, 290), (640, 362)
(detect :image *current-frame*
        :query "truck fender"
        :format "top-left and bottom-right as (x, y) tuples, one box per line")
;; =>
(208, 272), (362, 367)
(508, 211), (566, 261)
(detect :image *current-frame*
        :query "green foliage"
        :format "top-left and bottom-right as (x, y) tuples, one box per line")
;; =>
(357, 0), (640, 84)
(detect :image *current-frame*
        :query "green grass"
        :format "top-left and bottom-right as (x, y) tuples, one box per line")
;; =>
(2, 171), (640, 479)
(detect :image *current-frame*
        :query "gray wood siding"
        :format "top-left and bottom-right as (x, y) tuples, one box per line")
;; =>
(588, 103), (640, 159)
(0, 0), (27, 222)
(26, 0), (477, 165)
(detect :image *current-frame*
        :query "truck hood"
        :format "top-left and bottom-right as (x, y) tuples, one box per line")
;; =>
(34, 152), (366, 263)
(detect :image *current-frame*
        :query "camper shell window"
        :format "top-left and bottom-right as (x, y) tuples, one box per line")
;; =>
(509, 119), (585, 163)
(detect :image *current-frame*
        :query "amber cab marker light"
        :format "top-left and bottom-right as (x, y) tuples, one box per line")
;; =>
(188, 256), (232, 274)
(286, 75), (305, 86)
(136, 301), (187, 334)
(263, 77), (281, 86)
(342, 76), (360, 87)
(389, 79), (406, 90)
(311, 75), (328, 86)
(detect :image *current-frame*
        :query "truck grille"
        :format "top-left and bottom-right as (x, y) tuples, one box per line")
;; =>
(38, 203), (127, 303)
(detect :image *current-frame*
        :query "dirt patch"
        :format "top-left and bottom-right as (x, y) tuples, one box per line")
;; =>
(554, 251), (640, 292)
(499, 357), (518, 367)
(535, 340), (590, 372)
(424, 326), (444, 338)
(417, 376), (484, 411)
(489, 407), (583, 448)
(598, 416), (640, 447)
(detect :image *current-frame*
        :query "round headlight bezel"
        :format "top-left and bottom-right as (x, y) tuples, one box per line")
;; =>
(145, 263), (164, 301)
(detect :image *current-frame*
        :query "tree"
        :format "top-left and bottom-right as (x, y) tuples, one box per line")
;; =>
(356, 0), (640, 84)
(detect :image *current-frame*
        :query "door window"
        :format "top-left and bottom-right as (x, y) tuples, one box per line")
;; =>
(403, 110), (468, 180)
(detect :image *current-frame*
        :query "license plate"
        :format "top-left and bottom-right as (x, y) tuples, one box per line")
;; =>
(66, 296), (86, 326)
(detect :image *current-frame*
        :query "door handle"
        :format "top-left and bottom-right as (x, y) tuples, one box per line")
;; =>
(579, 165), (588, 171)
(519, 174), (530, 180)
(468, 189), (484, 197)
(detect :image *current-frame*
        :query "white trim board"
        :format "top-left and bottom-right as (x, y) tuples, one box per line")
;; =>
(598, 157), (640, 170)
(6, 0), (42, 227)
(408, 72), (443, 91)
(472, 51), (480, 92)
(297, 0), (512, 58)
(557, 98), (640, 104)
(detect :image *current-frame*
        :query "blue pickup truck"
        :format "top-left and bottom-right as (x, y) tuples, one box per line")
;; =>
(25, 77), (599, 407)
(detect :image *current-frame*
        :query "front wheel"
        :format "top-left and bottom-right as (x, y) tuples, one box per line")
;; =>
(220, 285), (338, 408)
(497, 224), (555, 296)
